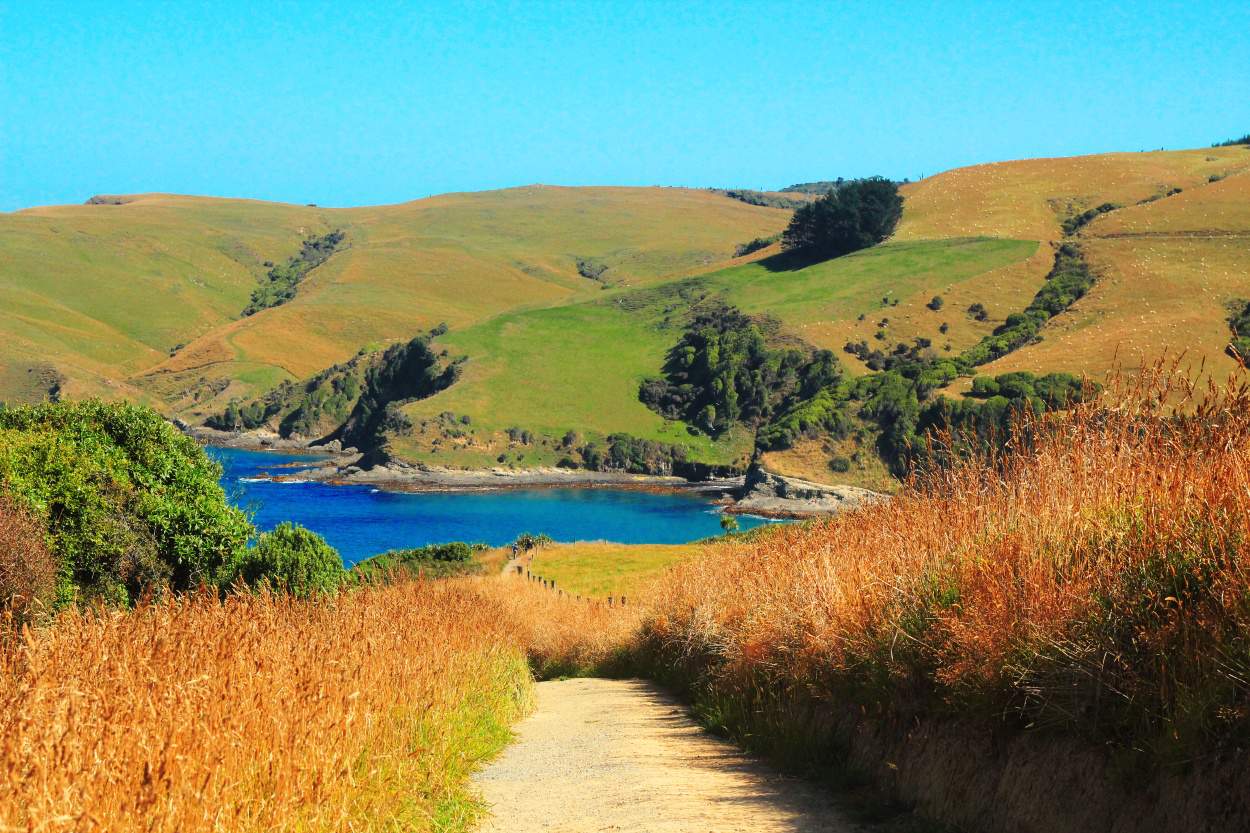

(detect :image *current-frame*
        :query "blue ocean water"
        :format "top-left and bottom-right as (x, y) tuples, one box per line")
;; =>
(207, 447), (775, 566)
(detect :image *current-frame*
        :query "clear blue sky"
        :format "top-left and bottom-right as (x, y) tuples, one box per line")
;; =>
(2, 0), (1247, 211)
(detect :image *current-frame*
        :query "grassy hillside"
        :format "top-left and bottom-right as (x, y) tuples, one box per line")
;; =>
(0, 187), (788, 414)
(976, 168), (1250, 385)
(7, 145), (1250, 482)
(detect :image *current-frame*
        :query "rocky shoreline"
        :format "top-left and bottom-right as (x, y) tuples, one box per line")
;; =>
(188, 425), (884, 516)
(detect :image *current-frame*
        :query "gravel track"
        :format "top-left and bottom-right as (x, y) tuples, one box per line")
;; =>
(473, 677), (855, 832)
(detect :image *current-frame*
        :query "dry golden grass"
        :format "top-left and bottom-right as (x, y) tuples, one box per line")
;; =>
(0, 581), (533, 833)
(980, 171), (1250, 387)
(896, 147), (1250, 243)
(641, 364), (1250, 760)
(471, 573), (642, 677)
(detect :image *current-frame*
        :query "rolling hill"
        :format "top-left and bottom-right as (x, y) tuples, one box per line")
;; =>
(4, 143), (1249, 486)
(0, 187), (789, 413)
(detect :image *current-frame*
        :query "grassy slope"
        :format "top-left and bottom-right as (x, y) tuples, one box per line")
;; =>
(527, 541), (701, 599)
(7, 147), (1250, 474)
(387, 149), (1250, 471)
(391, 237), (1038, 467)
(0, 187), (787, 415)
(0, 195), (325, 401)
(977, 166), (1250, 385)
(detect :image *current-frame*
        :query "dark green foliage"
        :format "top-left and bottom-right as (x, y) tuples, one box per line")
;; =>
(575, 257), (609, 282)
(639, 304), (832, 435)
(1226, 299), (1250, 359)
(781, 178), (903, 260)
(927, 295), (944, 311)
(242, 230), (345, 316)
(228, 522), (343, 597)
(580, 434), (688, 475)
(915, 372), (1095, 469)
(956, 244), (1094, 369)
(967, 302), (989, 321)
(713, 189), (810, 210)
(1213, 133), (1250, 147)
(352, 541), (483, 582)
(733, 235), (779, 257)
(756, 388), (850, 451)
(207, 349), (371, 437)
(336, 335), (462, 456)
(780, 179), (845, 194)
(0, 400), (252, 604)
(1061, 202), (1118, 235)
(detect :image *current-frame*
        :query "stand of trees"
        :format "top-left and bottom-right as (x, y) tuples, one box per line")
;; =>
(243, 230), (346, 316)
(639, 304), (841, 436)
(781, 177), (903, 259)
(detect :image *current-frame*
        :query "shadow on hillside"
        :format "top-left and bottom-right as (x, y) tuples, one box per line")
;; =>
(757, 249), (833, 273)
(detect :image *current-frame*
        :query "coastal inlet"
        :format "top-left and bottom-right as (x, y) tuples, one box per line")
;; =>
(209, 447), (778, 566)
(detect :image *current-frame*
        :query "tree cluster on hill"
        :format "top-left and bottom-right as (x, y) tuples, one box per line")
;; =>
(639, 295), (1098, 479)
(955, 243), (1094, 368)
(711, 189), (811, 211)
(781, 177), (903, 260)
(1213, 133), (1250, 147)
(0, 400), (344, 607)
(639, 304), (841, 436)
(208, 328), (463, 460)
(208, 349), (370, 436)
(242, 230), (345, 316)
(780, 179), (845, 194)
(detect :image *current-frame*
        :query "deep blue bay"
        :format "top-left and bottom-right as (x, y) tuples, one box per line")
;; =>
(207, 446), (776, 566)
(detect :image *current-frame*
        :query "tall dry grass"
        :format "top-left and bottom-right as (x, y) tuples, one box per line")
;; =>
(466, 573), (643, 677)
(0, 580), (531, 833)
(643, 367), (1250, 761)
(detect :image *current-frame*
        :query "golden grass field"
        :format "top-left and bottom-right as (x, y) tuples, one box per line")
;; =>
(640, 365), (1250, 766)
(977, 167), (1250, 386)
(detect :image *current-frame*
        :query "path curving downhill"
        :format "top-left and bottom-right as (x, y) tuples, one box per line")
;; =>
(473, 677), (855, 833)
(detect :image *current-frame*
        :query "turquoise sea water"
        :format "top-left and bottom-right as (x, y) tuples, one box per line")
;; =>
(208, 447), (776, 566)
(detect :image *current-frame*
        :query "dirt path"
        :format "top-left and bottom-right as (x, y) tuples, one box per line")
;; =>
(473, 678), (856, 832)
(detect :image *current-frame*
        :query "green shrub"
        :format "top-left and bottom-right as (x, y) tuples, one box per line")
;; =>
(352, 541), (484, 582)
(0, 400), (252, 605)
(230, 522), (343, 597)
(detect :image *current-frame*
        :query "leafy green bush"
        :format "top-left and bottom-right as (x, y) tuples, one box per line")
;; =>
(733, 235), (779, 257)
(0, 400), (252, 605)
(352, 541), (483, 582)
(229, 522), (343, 597)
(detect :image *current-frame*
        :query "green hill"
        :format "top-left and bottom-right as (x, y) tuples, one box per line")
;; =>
(5, 144), (1250, 486)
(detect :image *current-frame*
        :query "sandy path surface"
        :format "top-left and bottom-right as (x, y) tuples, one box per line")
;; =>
(473, 678), (856, 832)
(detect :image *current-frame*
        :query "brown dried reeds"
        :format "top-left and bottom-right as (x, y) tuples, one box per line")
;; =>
(642, 364), (1250, 760)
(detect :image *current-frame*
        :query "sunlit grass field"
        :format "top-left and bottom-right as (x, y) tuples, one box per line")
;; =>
(525, 541), (703, 599)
